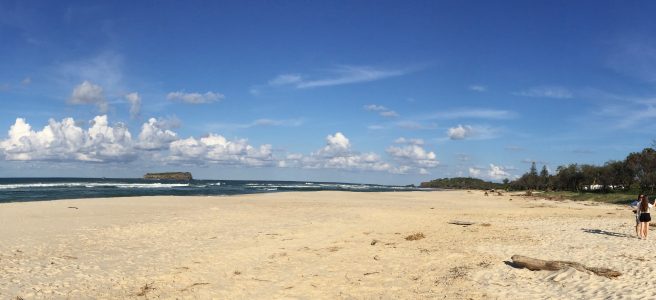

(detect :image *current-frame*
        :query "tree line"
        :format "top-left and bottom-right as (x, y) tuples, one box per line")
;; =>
(510, 147), (656, 193)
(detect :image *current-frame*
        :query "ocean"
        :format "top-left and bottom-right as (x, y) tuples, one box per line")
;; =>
(0, 178), (427, 203)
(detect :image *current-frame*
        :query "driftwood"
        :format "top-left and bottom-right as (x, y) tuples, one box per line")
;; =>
(511, 255), (621, 279)
(448, 220), (476, 226)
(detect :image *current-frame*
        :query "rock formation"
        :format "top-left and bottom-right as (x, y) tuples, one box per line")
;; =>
(143, 172), (193, 181)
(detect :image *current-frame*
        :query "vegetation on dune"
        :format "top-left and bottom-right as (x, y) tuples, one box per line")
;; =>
(421, 146), (656, 204)
(511, 147), (656, 194)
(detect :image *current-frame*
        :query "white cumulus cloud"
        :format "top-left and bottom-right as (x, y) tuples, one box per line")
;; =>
(447, 124), (474, 140)
(278, 132), (392, 172)
(169, 134), (273, 166)
(69, 81), (108, 113)
(488, 164), (511, 180)
(0, 115), (134, 162)
(136, 118), (178, 150)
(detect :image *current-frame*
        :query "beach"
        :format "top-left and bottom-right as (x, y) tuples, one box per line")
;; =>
(0, 190), (653, 299)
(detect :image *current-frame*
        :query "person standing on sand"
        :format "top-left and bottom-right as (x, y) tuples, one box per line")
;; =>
(631, 195), (643, 237)
(637, 195), (653, 239)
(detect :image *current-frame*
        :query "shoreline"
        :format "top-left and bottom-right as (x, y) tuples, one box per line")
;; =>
(1, 190), (648, 299)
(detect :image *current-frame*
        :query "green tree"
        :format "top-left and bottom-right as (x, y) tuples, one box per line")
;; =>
(539, 165), (550, 190)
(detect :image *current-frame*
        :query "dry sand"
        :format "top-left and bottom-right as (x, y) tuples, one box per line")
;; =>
(0, 190), (651, 299)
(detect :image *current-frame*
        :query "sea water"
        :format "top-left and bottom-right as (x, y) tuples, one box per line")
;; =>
(0, 178), (427, 203)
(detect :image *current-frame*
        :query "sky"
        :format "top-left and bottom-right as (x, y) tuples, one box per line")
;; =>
(1, 1), (656, 185)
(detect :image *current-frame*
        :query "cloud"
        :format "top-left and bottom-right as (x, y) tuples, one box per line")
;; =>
(208, 118), (304, 130)
(395, 121), (437, 130)
(317, 132), (351, 156)
(430, 109), (516, 120)
(57, 52), (124, 96)
(394, 137), (424, 145)
(594, 100), (656, 129)
(447, 125), (472, 140)
(279, 133), (437, 174)
(456, 153), (471, 161)
(169, 135), (273, 166)
(0, 115), (134, 162)
(447, 124), (500, 140)
(278, 132), (393, 173)
(367, 125), (385, 130)
(264, 65), (412, 90)
(468, 85), (486, 92)
(126, 92), (141, 119)
(606, 37), (656, 83)
(298, 66), (408, 88)
(136, 118), (178, 150)
(68, 81), (108, 113)
(0, 115), (272, 168)
(167, 91), (224, 104)
(364, 104), (399, 117)
(21, 77), (31, 86)
(268, 74), (303, 86)
(487, 164), (510, 180)
(468, 167), (481, 176)
(467, 164), (512, 180)
(513, 86), (573, 99)
(251, 118), (303, 127)
(386, 138), (439, 168)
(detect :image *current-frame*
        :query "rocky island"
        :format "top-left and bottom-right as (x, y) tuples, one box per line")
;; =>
(143, 172), (193, 181)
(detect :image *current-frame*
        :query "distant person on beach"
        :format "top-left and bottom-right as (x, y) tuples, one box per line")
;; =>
(636, 195), (653, 239)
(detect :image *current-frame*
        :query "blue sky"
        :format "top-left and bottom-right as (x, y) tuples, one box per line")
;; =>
(1, 1), (656, 184)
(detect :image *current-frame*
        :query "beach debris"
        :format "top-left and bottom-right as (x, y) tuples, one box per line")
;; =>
(233, 270), (241, 275)
(180, 282), (210, 292)
(510, 255), (621, 278)
(370, 239), (379, 245)
(136, 282), (155, 297)
(363, 271), (379, 276)
(373, 255), (380, 260)
(251, 277), (271, 282)
(405, 232), (425, 241)
(448, 220), (476, 226)
(67, 206), (79, 209)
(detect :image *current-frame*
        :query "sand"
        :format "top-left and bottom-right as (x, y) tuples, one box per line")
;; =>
(0, 190), (652, 299)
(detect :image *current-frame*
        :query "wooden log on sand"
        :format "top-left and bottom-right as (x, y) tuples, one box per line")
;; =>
(448, 220), (476, 226)
(511, 255), (621, 279)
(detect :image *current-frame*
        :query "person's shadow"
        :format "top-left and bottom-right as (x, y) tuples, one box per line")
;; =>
(582, 228), (633, 238)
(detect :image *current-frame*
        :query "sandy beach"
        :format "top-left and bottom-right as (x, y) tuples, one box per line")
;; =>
(0, 190), (653, 299)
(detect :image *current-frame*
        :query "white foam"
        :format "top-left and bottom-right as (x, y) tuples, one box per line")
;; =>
(0, 182), (190, 190)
